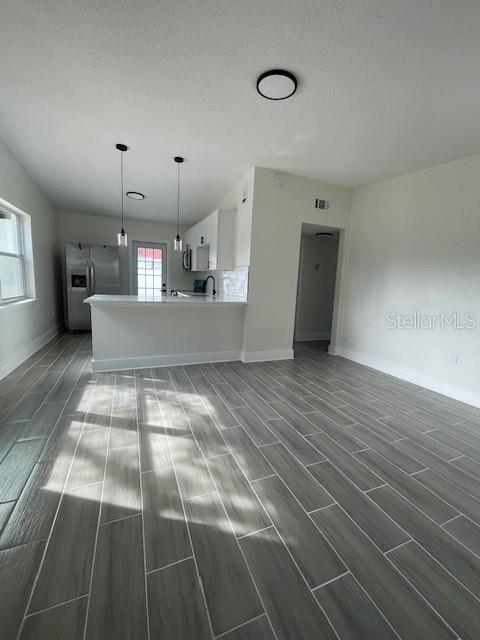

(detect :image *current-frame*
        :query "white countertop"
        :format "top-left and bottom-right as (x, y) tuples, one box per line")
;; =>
(84, 294), (247, 307)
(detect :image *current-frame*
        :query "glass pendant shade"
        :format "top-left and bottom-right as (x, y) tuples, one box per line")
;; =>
(117, 228), (128, 247)
(174, 234), (182, 252)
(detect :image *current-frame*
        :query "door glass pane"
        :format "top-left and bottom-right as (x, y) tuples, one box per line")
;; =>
(135, 243), (165, 297)
(0, 213), (21, 254)
(0, 255), (24, 299)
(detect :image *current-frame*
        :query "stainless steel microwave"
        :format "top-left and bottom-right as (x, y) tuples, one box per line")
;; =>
(182, 247), (192, 271)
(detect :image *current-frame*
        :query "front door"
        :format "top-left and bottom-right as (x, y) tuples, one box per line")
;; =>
(132, 241), (168, 297)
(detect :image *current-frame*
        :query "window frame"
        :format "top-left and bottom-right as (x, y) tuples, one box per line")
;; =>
(0, 209), (27, 305)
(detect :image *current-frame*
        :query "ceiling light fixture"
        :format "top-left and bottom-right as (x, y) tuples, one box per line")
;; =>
(315, 232), (334, 238)
(173, 156), (184, 251)
(126, 191), (145, 200)
(115, 143), (128, 247)
(256, 69), (297, 100)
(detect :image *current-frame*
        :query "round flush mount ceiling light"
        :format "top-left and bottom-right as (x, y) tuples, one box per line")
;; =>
(256, 69), (297, 100)
(315, 232), (334, 238)
(126, 191), (145, 200)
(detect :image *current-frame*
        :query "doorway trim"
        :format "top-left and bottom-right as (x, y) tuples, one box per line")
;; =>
(293, 224), (345, 350)
(329, 228), (349, 355)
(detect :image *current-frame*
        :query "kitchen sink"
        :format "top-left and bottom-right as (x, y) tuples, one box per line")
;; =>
(173, 291), (213, 297)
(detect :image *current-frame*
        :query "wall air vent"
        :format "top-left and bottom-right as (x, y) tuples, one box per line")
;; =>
(315, 198), (329, 210)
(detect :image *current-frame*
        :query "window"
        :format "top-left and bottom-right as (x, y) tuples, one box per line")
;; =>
(132, 241), (167, 297)
(0, 210), (26, 303)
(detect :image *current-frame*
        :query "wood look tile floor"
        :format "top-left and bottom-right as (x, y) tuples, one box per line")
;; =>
(2, 335), (480, 639)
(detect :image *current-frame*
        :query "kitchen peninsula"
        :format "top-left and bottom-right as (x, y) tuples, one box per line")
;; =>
(85, 293), (247, 371)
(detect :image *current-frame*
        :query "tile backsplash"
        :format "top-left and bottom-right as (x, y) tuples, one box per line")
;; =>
(197, 266), (249, 299)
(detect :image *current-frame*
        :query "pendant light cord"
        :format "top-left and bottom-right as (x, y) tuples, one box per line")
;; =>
(120, 150), (125, 232)
(177, 161), (180, 236)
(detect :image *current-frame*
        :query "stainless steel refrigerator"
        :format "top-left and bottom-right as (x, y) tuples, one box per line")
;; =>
(66, 243), (120, 330)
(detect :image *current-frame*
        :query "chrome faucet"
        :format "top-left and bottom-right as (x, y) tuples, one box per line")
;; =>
(204, 275), (216, 296)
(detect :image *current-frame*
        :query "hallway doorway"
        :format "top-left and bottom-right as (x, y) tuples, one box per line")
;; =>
(294, 223), (340, 350)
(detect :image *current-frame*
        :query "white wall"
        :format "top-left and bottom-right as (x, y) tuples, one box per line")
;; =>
(0, 138), (61, 376)
(337, 153), (480, 405)
(58, 211), (193, 307)
(215, 167), (255, 267)
(243, 167), (352, 360)
(295, 235), (339, 341)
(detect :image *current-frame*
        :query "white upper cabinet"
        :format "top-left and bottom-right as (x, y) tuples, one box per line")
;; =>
(183, 227), (193, 253)
(185, 209), (235, 271)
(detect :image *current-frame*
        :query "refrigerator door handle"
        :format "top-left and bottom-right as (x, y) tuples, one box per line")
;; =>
(86, 262), (91, 296)
(90, 261), (96, 294)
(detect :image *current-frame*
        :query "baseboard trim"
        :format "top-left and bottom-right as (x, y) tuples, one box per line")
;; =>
(332, 345), (480, 409)
(92, 350), (243, 372)
(295, 331), (331, 342)
(241, 349), (294, 363)
(328, 344), (341, 356)
(0, 324), (62, 380)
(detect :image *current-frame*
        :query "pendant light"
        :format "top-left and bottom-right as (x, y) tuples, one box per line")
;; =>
(116, 143), (128, 247)
(173, 156), (184, 251)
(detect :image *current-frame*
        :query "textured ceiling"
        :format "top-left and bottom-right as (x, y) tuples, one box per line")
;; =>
(1, 1), (480, 223)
